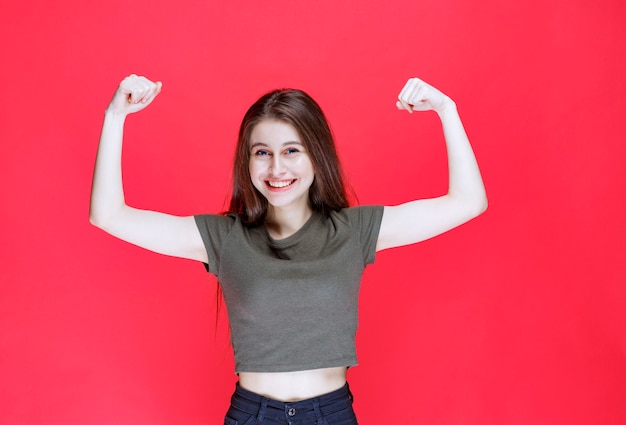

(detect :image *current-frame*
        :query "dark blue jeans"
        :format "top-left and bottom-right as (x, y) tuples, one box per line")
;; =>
(224, 382), (358, 424)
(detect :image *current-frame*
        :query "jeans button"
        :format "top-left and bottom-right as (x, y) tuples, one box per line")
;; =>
(288, 407), (296, 416)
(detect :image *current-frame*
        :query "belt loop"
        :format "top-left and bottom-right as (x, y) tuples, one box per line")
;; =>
(312, 398), (324, 424)
(257, 397), (268, 422)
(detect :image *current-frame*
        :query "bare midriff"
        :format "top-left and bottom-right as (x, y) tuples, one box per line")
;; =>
(238, 366), (348, 402)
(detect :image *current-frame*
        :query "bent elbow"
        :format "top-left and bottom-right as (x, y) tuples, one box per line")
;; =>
(89, 207), (114, 231)
(89, 214), (100, 228)
(477, 196), (488, 216)
(462, 195), (488, 221)
(471, 196), (488, 220)
(89, 200), (125, 230)
(89, 211), (105, 229)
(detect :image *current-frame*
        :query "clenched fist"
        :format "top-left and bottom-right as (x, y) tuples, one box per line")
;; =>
(106, 74), (162, 116)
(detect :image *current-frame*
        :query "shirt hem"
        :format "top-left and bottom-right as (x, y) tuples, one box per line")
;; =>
(235, 358), (358, 374)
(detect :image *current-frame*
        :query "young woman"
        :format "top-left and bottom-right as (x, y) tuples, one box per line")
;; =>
(90, 74), (487, 424)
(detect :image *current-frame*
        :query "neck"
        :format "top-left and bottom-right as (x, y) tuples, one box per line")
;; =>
(265, 205), (313, 240)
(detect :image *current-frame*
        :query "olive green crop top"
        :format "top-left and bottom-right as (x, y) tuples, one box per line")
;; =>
(194, 206), (384, 373)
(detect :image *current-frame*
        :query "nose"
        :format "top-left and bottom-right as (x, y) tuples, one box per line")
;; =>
(270, 155), (285, 176)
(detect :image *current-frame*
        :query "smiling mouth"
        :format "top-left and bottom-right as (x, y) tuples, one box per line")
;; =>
(266, 179), (296, 188)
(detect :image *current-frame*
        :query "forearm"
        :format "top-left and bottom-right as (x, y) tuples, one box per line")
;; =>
(89, 111), (128, 227)
(437, 99), (487, 213)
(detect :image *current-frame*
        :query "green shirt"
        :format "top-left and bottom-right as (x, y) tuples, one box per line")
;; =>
(194, 206), (384, 373)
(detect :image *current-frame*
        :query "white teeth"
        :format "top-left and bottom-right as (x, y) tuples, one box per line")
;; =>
(267, 180), (294, 188)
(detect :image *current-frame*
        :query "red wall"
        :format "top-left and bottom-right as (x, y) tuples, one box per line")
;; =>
(1, 1), (625, 424)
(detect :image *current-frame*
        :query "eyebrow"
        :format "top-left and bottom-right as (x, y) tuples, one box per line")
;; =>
(249, 141), (303, 149)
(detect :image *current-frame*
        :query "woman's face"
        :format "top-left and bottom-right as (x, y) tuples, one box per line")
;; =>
(248, 119), (315, 213)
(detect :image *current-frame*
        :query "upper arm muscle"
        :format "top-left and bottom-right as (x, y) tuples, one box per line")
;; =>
(376, 196), (485, 251)
(91, 206), (207, 263)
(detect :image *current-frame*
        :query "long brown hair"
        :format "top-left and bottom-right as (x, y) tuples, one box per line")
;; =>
(229, 89), (350, 225)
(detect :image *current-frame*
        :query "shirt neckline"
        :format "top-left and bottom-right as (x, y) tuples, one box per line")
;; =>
(262, 210), (322, 249)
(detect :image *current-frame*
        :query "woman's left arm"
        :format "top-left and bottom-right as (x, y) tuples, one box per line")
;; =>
(376, 78), (488, 251)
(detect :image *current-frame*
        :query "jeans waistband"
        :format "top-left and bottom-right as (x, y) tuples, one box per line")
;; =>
(230, 382), (353, 419)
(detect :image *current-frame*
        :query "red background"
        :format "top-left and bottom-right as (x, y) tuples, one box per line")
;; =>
(1, 0), (625, 424)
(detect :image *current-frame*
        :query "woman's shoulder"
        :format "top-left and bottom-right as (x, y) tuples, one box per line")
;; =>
(194, 211), (237, 223)
(328, 205), (385, 226)
(193, 212), (242, 236)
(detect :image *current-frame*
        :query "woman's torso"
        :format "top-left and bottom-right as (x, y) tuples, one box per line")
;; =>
(195, 208), (384, 374)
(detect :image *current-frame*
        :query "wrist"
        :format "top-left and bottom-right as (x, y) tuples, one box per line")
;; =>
(102, 109), (128, 132)
(104, 108), (128, 123)
(435, 96), (457, 117)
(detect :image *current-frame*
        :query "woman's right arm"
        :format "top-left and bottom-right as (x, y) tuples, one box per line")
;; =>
(89, 75), (208, 263)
